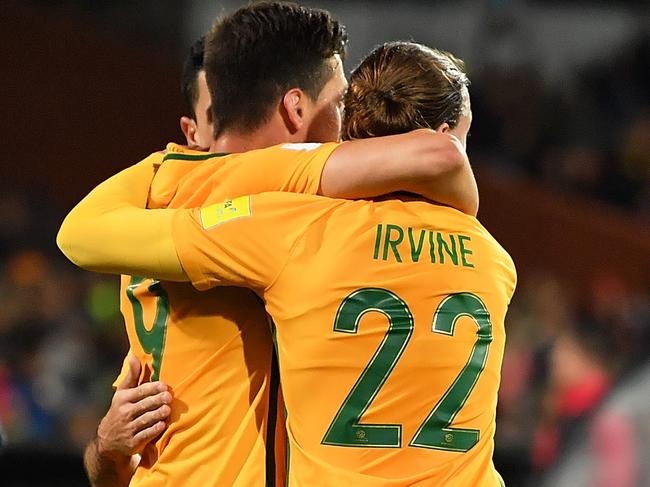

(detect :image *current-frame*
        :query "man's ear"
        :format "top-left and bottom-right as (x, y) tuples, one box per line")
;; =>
(281, 88), (308, 134)
(180, 116), (199, 148)
(435, 122), (450, 133)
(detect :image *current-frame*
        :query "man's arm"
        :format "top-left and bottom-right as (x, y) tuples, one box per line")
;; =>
(57, 130), (476, 276)
(84, 355), (172, 487)
(57, 158), (184, 280)
(321, 130), (478, 215)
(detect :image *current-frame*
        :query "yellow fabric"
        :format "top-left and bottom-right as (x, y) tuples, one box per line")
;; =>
(172, 192), (516, 486)
(115, 142), (338, 486)
(111, 353), (132, 388)
(149, 141), (337, 209)
(56, 152), (180, 280)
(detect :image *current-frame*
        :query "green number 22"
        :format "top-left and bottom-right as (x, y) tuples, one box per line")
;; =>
(126, 276), (170, 381)
(322, 288), (492, 452)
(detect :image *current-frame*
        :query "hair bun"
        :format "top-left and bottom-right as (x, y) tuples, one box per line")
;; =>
(342, 42), (469, 140)
(377, 88), (396, 101)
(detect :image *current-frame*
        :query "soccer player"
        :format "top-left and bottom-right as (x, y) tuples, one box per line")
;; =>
(82, 36), (215, 487)
(64, 4), (479, 487)
(59, 41), (515, 486)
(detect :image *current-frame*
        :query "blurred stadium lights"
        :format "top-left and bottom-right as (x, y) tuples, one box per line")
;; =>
(187, 0), (644, 85)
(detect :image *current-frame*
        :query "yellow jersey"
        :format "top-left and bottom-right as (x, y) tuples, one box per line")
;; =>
(116, 141), (338, 486)
(171, 190), (516, 487)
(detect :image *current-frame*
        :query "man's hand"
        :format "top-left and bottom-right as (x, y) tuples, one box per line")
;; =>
(84, 355), (172, 487)
(98, 355), (172, 458)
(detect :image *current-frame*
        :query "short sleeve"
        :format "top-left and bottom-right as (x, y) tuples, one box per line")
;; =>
(168, 142), (340, 209)
(250, 142), (339, 195)
(170, 194), (294, 291)
(170, 193), (334, 292)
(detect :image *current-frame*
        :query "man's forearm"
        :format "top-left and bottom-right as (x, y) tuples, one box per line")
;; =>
(56, 161), (185, 280)
(319, 130), (478, 215)
(84, 437), (137, 487)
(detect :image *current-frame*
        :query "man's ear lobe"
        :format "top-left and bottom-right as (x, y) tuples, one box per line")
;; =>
(282, 88), (307, 132)
(180, 116), (199, 147)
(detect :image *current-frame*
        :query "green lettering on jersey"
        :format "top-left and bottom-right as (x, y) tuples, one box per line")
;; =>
(322, 290), (494, 452)
(322, 288), (414, 447)
(428, 231), (436, 263)
(437, 233), (458, 266)
(410, 293), (492, 452)
(458, 235), (474, 268)
(383, 224), (404, 263)
(373, 224), (383, 261)
(407, 228), (426, 262)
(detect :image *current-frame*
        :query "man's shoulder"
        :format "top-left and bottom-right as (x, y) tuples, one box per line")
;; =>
(228, 141), (339, 163)
(148, 143), (222, 209)
(161, 142), (226, 162)
(251, 191), (339, 209)
(137, 142), (205, 167)
(216, 193), (343, 232)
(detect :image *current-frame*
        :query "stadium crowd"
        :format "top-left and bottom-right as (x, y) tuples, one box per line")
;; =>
(469, 33), (649, 218)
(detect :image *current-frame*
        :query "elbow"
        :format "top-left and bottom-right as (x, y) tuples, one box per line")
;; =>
(445, 186), (479, 217)
(57, 214), (91, 270)
(418, 132), (479, 216)
(463, 192), (480, 217)
(57, 217), (80, 266)
(444, 136), (468, 173)
(407, 130), (466, 179)
(450, 151), (480, 217)
(420, 132), (466, 177)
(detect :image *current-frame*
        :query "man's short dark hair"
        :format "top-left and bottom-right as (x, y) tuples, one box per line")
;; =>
(181, 36), (206, 120)
(204, 1), (347, 137)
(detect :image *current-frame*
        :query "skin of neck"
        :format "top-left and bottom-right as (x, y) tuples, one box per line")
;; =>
(209, 110), (304, 154)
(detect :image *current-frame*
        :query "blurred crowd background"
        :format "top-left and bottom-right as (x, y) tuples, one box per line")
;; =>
(1, 0), (648, 485)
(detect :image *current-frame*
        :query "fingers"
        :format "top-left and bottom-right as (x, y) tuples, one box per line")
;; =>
(132, 420), (167, 446)
(118, 381), (169, 404)
(129, 390), (173, 420)
(97, 391), (171, 456)
(117, 354), (141, 390)
(132, 405), (171, 433)
(97, 372), (173, 458)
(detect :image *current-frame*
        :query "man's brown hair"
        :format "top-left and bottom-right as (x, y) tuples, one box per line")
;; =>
(204, 1), (347, 137)
(343, 42), (469, 140)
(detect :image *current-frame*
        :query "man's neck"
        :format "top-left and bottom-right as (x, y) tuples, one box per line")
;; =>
(209, 123), (296, 154)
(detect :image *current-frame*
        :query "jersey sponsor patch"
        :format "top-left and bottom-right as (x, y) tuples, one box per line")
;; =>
(280, 143), (322, 151)
(200, 196), (252, 229)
